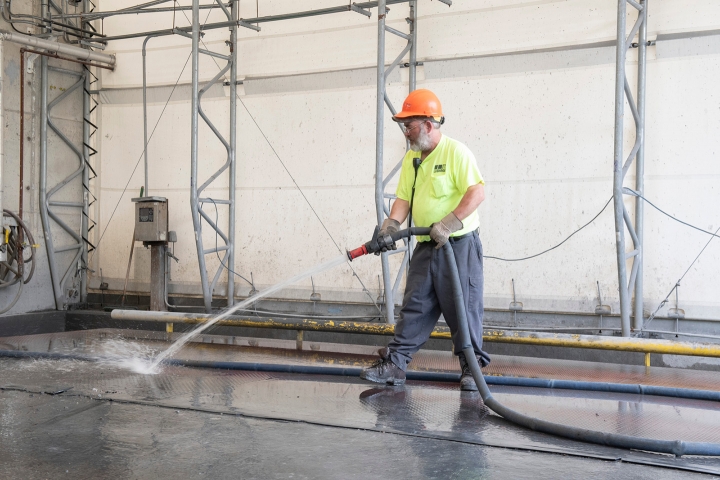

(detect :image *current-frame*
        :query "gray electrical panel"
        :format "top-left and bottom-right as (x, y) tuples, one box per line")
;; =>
(132, 197), (168, 242)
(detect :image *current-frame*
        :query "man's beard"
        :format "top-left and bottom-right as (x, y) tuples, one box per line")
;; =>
(410, 128), (433, 152)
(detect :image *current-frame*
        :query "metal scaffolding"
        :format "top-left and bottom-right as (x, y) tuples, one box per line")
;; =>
(374, 0), (420, 323)
(28, 0), (659, 327)
(37, 0), (99, 309)
(188, 0), (238, 312)
(612, 0), (648, 336)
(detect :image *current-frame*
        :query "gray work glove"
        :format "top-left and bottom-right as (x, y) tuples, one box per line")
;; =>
(376, 218), (401, 255)
(429, 212), (463, 249)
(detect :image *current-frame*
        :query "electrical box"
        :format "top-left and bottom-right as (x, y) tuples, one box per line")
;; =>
(132, 197), (168, 242)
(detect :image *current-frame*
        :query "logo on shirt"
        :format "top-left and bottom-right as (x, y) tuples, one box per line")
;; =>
(433, 164), (446, 173)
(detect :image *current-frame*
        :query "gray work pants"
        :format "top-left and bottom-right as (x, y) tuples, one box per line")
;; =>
(388, 231), (490, 371)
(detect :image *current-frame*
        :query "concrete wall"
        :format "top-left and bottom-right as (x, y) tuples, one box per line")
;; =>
(90, 0), (720, 321)
(0, 1), (87, 314)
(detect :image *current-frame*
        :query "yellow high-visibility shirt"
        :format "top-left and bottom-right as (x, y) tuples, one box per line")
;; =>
(395, 135), (484, 242)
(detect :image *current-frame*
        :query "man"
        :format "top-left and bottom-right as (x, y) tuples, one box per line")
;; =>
(360, 89), (490, 391)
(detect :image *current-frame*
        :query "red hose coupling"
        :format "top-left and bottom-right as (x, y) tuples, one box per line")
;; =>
(347, 245), (368, 261)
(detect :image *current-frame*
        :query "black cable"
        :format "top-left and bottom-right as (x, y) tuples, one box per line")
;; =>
(625, 188), (720, 239)
(644, 223), (720, 328)
(484, 196), (613, 262)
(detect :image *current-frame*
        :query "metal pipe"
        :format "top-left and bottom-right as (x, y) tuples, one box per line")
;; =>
(189, 0), (212, 313)
(404, 1), (418, 265)
(0, 38), (3, 237)
(0, 31), (115, 65)
(375, 0), (394, 324)
(19, 49), (24, 225)
(633, 0), (648, 331)
(150, 244), (168, 311)
(228, 0), (238, 307)
(408, 1), (417, 95)
(142, 34), (166, 197)
(3, 348), (720, 406)
(80, 0), (94, 305)
(81, 63), (90, 303)
(109, 309), (720, 359)
(68, 0), (413, 21)
(100, 0), (415, 41)
(612, 0), (631, 336)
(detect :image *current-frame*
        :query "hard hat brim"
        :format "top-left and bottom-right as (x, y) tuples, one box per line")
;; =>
(391, 111), (422, 122)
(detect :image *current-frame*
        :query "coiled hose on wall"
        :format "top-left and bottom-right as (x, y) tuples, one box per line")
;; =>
(0, 210), (37, 314)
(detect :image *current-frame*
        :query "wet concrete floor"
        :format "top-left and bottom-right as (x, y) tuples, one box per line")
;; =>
(1, 389), (716, 480)
(2, 330), (720, 478)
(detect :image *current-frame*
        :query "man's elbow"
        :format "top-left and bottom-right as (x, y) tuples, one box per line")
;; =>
(473, 184), (485, 206)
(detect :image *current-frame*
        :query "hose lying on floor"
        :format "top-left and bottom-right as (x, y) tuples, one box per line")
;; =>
(438, 236), (720, 457)
(2, 227), (720, 456)
(1, 349), (720, 404)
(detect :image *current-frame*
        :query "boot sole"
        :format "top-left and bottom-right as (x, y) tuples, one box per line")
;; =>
(360, 372), (406, 386)
(460, 380), (479, 391)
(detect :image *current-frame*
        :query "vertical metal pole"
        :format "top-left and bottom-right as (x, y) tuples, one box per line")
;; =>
(81, 63), (90, 303)
(150, 244), (167, 311)
(408, 1), (417, 92)
(375, 0), (395, 324)
(633, 0), (648, 331)
(142, 36), (151, 198)
(19, 50), (24, 225)
(405, 0), (417, 265)
(613, 0), (631, 336)
(40, 54), (63, 310)
(0, 40), (4, 233)
(227, 0), (237, 307)
(189, 0), (213, 312)
(80, 0), (93, 304)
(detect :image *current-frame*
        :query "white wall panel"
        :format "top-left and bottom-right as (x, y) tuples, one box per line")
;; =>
(93, 0), (720, 320)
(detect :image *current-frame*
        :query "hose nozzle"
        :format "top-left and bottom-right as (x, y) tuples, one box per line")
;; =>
(347, 226), (395, 261)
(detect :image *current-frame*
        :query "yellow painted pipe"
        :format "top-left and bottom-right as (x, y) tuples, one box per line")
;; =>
(110, 309), (720, 358)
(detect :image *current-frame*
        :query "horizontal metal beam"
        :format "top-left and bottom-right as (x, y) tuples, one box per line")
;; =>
(110, 309), (720, 358)
(0, 31), (116, 65)
(101, 0), (414, 41)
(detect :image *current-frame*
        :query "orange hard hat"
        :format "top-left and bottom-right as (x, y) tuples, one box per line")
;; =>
(392, 89), (445, 124)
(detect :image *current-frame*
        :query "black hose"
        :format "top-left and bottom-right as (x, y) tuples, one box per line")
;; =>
(440, 240), (720, 457)
(0, 210), (37, 314)
(2, 349), (720, 404)
(4, 226), (720, 455)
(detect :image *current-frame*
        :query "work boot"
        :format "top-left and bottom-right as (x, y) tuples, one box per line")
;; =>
(360, 348), (406, 386)
(458, 354), (480, 392)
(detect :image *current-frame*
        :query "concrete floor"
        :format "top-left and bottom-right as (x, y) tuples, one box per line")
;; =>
(1, 390), (716, 480)
(2, 329), (720, 478)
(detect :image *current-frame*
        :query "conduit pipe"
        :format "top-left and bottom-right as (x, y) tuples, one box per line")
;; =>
(1, 349), (719, 405)
(0, 31), (116, 66)
(0, 36), (4, 219)
(110, 309), (720, 359)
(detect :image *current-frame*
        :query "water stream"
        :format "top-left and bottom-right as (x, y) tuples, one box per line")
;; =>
(137, 254), (349, 374)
